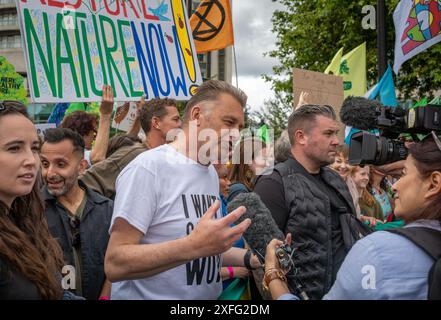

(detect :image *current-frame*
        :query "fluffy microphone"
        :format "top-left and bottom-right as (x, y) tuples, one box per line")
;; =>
(340, 96), (382, 130)
(227, 192), (284, 262)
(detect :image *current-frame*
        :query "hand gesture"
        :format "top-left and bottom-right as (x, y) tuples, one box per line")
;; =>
(136, 95), (146, 118)
(188, 200), (251, 257)
(296, 91), (310, 110)
(100, 85), (114, 116)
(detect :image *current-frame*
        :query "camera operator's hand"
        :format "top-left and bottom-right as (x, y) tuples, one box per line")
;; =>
(264, 233), (292, 271)
(376, 160), (405, 178)
(360, 215), (382, 227)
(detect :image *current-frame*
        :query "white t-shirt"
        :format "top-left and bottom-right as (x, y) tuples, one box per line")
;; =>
(110, 144), (223, 300)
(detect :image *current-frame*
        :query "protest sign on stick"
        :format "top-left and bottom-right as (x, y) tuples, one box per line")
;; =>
(293, 68), (345, 141)
(16, 0), (202, 103)
(112, 101), (138, 132)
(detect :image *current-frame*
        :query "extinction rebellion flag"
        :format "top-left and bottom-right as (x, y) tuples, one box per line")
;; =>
(190, 0), (234, 54)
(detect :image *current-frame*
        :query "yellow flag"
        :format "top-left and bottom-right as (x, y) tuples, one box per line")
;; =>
(324, 47), (343, 75)
(190, 0), (234, 54)
(340, 42), (367, 97)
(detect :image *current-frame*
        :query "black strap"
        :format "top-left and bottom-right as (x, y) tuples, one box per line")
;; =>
(243, 249), (255, 270)
(388, 227), (441, 260)
(388, 227), (441, 300)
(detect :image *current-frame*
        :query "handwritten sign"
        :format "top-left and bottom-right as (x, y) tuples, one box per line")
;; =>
(35, 123), (57, 138)
(17, 0), (202, 103)
(293, 68), (345, 140)
(111, 101), (138, 132)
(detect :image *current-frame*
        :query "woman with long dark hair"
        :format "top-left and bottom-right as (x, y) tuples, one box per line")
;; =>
(0, 101), (64, 299)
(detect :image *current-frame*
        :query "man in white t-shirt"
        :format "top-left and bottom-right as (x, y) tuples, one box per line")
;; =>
(105, 80), (259, 300)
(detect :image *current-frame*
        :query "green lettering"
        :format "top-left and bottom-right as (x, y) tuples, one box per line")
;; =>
(99, 15), (129, 98)
(24, 9), (56, 98)
(118, 20), (143, 97)
(56, 13), (81, 98)
(73, 12), (89, 98)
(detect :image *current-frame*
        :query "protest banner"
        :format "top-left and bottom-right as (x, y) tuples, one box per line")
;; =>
(111, 101), (138, 132)
(0, 56), (28, 105)
(16, 0), (202, 103)
(293, 68), (345, 141)
(35, 123), (57, 138)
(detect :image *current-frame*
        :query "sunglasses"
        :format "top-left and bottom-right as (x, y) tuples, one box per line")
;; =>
(0, 100), (27, 113)
(69, 216), (81, 248)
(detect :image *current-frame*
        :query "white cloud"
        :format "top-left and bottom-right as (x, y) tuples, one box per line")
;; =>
(231, 0), (284, 112)
(238, 76), (273, 111)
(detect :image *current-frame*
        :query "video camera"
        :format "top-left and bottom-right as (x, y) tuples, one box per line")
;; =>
(341, 97), (441, 165)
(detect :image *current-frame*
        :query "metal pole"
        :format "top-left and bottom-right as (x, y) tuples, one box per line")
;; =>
(377, 0), (387, 79)
(186, 0), (193, 18)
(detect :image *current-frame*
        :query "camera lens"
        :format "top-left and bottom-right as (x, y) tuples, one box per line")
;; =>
(376, 137), (408, 165)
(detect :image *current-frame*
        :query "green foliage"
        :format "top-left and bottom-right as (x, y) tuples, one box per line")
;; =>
(0, 56), (28, 105)
(266, 0), (441, 106)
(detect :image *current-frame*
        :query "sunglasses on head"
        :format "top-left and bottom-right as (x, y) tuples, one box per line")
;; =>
(0, 100), (27, 113)
(432, 131), (441, 152)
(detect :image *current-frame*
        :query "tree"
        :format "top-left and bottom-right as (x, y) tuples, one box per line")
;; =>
(250, 92), (292, 140)
(266, 0), (441, 106)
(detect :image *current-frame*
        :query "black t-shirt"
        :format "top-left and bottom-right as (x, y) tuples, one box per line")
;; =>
(0, 258), (41, 300)
(254, 161), (351, 282)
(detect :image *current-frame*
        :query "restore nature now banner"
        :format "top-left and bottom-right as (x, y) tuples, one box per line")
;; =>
(17, 0), (202, 103)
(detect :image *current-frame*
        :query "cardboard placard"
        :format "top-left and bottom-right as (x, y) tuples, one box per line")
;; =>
(293, 68), (345, 141)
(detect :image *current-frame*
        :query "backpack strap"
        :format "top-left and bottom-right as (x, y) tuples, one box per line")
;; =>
(388, 227), (441, 300)
(387, 227), (441, 260)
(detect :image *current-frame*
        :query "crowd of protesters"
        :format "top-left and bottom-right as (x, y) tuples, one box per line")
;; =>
(0, 79), (440, 300)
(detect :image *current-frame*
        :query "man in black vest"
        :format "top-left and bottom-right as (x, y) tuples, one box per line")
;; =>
(254, 104), (356, 300)
(40, 128), (113, 300)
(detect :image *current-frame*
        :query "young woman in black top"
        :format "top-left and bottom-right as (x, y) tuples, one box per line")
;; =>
(0, 101), (64, 299)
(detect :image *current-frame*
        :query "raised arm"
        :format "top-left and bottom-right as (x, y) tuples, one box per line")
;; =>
(90, 85), (114, 164)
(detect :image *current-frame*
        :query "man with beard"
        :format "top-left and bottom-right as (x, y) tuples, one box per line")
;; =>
(40, 128), (113, 300)
(253, 105), (356, 300)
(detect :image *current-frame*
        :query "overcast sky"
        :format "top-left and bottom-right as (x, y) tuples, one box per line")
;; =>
(231, 0), (285, 112)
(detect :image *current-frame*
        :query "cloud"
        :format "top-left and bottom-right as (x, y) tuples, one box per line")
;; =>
(232, 0), (283, 77)
(238, 75), (273, 111)
(231, 1), (284, 111)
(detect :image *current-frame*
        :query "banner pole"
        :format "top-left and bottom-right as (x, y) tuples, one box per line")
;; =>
(233, 45), (239, 88)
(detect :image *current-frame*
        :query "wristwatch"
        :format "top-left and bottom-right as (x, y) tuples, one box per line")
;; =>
(262, 268), (286, 291)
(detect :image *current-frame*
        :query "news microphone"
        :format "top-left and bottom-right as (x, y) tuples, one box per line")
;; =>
(227, 192), (285, 262)
(340, 96), (382, 130)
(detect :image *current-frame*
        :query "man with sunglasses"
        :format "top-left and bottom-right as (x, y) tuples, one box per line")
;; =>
(40, 128), (113, 300)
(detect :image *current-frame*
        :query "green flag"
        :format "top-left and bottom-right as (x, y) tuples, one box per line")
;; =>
(256, 124), (270, 145)
(429, 96), (441, 105)
(410, 97), (428, 109)
(340, 42), (367, 97)
(324, 47), (344, 75)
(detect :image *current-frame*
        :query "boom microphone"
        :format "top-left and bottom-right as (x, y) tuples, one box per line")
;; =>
(227, 192), (284, 262)
(340, 96), (382, 130)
